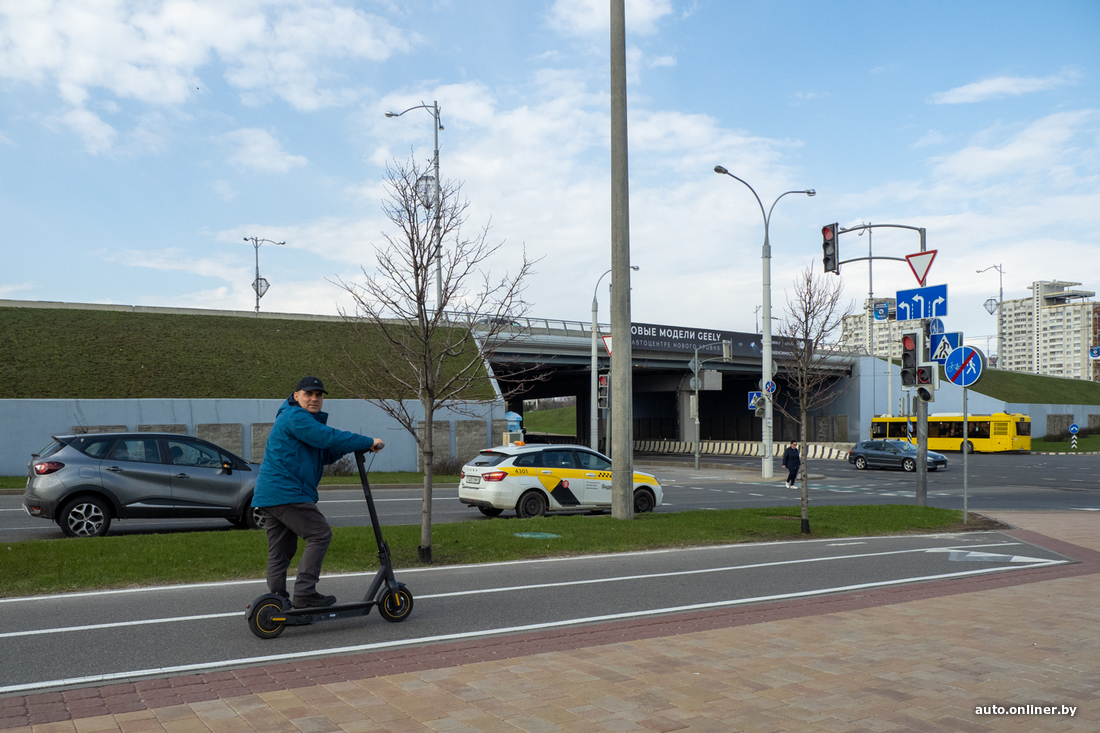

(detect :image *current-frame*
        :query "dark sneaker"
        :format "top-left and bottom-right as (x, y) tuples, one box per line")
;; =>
(292, 592), (337, 608)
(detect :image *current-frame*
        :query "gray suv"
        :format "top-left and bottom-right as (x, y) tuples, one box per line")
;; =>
(23, 432), (264, 537)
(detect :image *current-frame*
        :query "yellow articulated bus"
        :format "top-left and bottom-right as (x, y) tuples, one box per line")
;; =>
(870, 413), (1031, 453)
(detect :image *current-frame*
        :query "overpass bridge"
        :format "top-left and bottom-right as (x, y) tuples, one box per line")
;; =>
(472, 315), (853, 450)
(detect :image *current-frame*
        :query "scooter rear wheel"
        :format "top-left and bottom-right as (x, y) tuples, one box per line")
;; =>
(377, 588), (414, 622)
(248, 598), (287, 639)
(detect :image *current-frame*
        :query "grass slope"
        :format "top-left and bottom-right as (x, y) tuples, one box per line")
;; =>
(522, 406), (577, 435)
(0, 306), (492, 400)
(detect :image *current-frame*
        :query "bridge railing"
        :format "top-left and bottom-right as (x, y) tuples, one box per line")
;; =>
(444, 311), (609, 338)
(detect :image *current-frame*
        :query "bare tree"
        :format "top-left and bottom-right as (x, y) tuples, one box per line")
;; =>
(336, 157), (538, 563)
(774, 267), (853, 534)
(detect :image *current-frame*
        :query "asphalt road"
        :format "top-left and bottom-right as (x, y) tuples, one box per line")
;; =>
(4, 453), (1100, 540)
(0, 529), (1076, 695)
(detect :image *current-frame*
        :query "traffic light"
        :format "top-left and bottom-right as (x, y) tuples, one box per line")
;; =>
(597, 373), (610, 409)
(752, 394), (765, 418)
(900, 330), (921, 390)
(915, 364), (937, 402)
(821, 223), (839, 274)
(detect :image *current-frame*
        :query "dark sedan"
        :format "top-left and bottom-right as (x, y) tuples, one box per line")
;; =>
(847, 440), (948, 472)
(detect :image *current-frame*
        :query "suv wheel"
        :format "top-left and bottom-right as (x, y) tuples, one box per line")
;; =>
(244, 505), (267, 530)
(59, 496), (112, 538)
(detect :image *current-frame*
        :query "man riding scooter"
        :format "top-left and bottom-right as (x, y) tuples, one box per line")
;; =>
(253, 376), (384, 608)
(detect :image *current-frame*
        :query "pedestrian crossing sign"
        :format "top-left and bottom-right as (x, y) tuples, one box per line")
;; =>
(930, 332), (961, 364)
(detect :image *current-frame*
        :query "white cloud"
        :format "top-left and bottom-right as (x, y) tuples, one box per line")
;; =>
(0, 282), (35, 297)
(930, 110), (1095, 181)
(0, 0), (418, 149)
(912, 129), (946, 148)
(213, 180), (238, 201)
(547, 0), (674, 36)
(929, 69), (1081, 104)
(222, 128), (308, 173)
(56, 106), (117, 154)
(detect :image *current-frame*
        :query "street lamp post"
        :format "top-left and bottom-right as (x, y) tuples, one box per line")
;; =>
(243, 236), (285, 313)
(978, 264), (1004, 364)
(714, 166), (814, 478)
(592, 266), (638, 451)
(386, 101), (444, 314)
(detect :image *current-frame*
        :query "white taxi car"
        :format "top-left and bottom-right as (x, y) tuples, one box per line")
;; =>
(458, 443), (662, 518)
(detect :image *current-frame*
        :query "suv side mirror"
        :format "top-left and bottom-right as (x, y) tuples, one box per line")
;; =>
(221, 460), (233, 475)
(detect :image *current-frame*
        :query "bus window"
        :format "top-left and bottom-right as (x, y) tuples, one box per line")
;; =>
(872, 422), (886, 438)
(967, 421), (991, 439)
(888, 421), (910, 438)
(928, 421), (962, 439)
(1016, 420), (1031, 436)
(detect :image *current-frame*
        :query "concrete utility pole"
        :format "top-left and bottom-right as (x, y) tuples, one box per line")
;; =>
(609, 0), (634, 519)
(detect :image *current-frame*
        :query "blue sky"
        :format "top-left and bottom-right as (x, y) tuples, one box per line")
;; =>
(2, 0), (1098, 353)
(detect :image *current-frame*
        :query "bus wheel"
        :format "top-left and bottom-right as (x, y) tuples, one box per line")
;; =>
(963, 441), (974, 454)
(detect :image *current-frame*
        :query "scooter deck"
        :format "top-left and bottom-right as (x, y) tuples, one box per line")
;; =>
(274, 600), (376, 626)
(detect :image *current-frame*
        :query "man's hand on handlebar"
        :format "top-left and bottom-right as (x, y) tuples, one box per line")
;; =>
(370, 438), (385, 453)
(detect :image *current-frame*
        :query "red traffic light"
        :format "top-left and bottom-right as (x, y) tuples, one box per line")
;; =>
(902, 334), (916, 351)
(598, 375), (609, 387)
(821, 225), (835, 241)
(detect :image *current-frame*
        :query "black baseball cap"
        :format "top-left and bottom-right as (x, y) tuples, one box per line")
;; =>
(295, 376), (328, 394)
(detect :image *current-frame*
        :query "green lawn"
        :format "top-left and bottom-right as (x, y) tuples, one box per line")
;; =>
(1031, 434), (1100, 452)
(0, 505), (984, 597)
(522, 406), (577, 435)
(0, 306), (492, 400)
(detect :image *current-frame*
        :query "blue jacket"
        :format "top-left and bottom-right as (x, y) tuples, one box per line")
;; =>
(253, 396), (377, 507)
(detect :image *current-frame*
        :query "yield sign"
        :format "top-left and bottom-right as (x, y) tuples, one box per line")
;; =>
(601, 334), (612, 356)
(905, 250), (937, 286)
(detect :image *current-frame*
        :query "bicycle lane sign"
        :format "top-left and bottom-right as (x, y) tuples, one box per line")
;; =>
(944, 346), (985, 387)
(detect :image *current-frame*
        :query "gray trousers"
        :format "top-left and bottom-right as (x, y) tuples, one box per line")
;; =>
(262, 502), (333, 598)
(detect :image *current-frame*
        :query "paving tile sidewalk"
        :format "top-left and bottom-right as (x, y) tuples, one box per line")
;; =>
(3, 511), (1098, 732)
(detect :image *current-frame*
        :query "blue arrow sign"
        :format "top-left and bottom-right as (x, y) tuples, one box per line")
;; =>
(944, 345), (985, 387)
(748, 391), (763, 410)
(930, 332), (962, 363)
(1070, 424), (1080, 434)
(895, 284), (948, 321)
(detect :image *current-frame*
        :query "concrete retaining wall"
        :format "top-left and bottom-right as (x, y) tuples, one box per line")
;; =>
(635, 440), (854, 460)
(2, 399), (506, 475)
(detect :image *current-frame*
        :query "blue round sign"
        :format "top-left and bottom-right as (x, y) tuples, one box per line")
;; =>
(944, 346), (985, 387)
(764, 381), (777, 394)
(1070, 424), (1080, 435)
(929, 318), (946, 335)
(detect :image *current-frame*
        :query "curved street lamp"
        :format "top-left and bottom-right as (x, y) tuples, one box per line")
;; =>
(714, 165), (815, 478)
(977, 264), (1004, 364)
(243, 236), (285, 313)
(592, 265), (639, 451)
(386, 101), (445, 314)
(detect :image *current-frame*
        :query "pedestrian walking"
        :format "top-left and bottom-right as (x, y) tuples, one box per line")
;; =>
(781, 440), (801, 489)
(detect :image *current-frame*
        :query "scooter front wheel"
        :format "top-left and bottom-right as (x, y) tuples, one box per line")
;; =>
(377, 587), (414, 622)
(248, 597), (287, 639)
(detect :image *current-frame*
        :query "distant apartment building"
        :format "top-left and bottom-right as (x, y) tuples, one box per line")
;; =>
(841, 281), (1100, 381)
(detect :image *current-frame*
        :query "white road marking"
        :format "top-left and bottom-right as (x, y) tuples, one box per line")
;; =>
(0, 541), (1040, 640)
(0, 554), (1066, 696)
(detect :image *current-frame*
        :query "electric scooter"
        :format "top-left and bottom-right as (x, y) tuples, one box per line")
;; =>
(246, 449), (413, 639)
